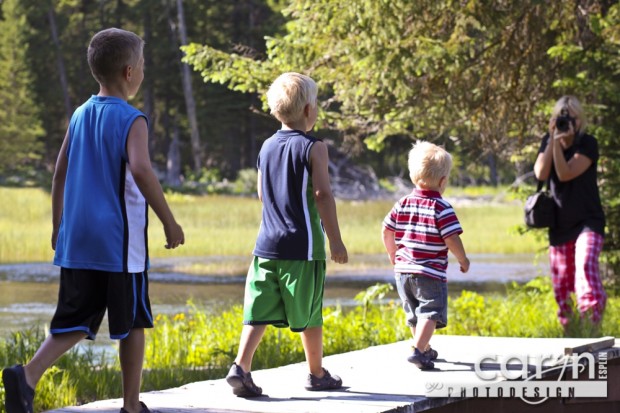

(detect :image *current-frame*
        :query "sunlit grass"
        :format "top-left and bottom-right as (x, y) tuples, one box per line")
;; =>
(1, 278), (617, 413)
(0, 187), (545, 265)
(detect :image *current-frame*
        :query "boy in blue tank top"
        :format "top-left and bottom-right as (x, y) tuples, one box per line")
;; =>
(225, 72), (348, 397)
(2, 28), (184, 413)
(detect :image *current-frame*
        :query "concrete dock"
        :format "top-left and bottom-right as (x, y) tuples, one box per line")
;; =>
(47, 335), (620, 413)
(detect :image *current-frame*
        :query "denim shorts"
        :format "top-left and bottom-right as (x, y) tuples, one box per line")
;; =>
(394, 273), (448, 329)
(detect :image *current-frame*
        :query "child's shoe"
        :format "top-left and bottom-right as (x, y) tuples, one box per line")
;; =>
(225, 362), (263, 397)
(2, 364), (35, 413)
(305, 368), (342, 391)
(424, 346), (438, 360)
(120, 402), (151, 413)
(408, 348), (435, 370)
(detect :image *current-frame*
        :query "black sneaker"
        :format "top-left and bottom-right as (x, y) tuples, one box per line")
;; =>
(408, 348), (435, 370)
(305, 368), (342, 391)
(225, 362), (263, 398)
(424, 346), (439, 360)
(120, 402), (151, 413)
(2, 365), (35, 413)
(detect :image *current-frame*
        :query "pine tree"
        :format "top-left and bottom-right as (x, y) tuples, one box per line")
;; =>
(0, 0), (43, 179)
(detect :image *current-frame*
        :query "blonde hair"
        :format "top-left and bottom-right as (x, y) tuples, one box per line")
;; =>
(87, 28), (143, 85)
(266, 72), (318, 124)
(408, 141), (453, 188)
(552, 95), (586, 132)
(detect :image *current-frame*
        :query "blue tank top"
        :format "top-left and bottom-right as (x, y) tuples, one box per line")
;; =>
(54, 95), (149, 273)
(253, 129), (326, 260)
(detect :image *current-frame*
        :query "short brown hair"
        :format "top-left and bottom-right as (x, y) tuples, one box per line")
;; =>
(87, 28), (143, 84)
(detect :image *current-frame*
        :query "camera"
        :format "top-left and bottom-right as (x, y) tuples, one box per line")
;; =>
(555, 107), (575, 132)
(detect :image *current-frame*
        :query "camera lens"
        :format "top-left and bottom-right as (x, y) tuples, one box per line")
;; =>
(555, 116), (570, 132)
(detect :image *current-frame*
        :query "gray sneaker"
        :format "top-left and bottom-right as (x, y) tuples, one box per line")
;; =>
(425, 346), (439, 360)
(225, 362), (263, 398)
(408, 348), (435, 370)
(305, 368), (342, 391)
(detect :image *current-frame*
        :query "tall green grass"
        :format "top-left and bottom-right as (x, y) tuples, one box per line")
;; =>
(1, 278), (618, 413)
(0, 187), (544, 264)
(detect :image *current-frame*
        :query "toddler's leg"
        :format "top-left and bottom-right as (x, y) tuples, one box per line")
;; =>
(412, 318), (436, 353)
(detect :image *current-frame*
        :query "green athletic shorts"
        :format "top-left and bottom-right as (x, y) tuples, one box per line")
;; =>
(243, 256), (326, 332)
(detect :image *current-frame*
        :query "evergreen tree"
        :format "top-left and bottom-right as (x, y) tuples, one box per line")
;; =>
(0, 0), (44, 179)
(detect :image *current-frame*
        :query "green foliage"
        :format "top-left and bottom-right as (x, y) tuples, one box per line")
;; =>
(0, 186), (545, 263)
(1, 280), (619, 412)
(0, 0), (44, 178)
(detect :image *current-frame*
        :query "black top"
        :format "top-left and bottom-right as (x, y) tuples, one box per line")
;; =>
(538, 133), (605, 246)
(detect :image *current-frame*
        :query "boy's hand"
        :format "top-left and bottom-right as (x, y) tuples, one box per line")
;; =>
(459, 257), (470, 273)
(51, 228), (59, 251)
(330, 241), (348, 264)
(164, 222), (185, 249)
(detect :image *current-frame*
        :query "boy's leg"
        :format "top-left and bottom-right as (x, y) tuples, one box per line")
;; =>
(300, 326), (323, 377)
(25, 331), (86, 388)
(234, 324), (267, 373)
(3, 331), (84, 413)
(119, 328), (145, 413)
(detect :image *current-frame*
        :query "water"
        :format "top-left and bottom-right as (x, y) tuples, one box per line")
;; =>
(0, 254), (547, 356)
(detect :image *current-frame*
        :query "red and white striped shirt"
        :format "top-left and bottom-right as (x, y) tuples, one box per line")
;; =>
(382, 189), (463, 281)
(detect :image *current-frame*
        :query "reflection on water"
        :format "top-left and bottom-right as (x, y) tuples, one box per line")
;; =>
(0, 254), (548, 356)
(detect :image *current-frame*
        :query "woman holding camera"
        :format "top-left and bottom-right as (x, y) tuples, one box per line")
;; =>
(533, 95), (606, 329)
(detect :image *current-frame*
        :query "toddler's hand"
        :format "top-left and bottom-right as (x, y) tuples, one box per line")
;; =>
(459, 257), (470, 273)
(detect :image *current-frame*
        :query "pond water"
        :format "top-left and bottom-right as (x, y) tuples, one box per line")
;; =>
(0, 254), (548, 356)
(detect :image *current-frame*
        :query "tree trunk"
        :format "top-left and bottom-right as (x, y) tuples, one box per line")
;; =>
(175, 0), (203, 174)
(48, 5), (72, 121)
(166, 123), (182, 187)
(142, 6), (157, 159)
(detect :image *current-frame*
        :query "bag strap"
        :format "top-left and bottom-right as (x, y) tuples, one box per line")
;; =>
(536, 179), (550, 192)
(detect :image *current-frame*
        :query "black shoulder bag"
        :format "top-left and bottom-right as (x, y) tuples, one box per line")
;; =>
(524, 180), (555, 229)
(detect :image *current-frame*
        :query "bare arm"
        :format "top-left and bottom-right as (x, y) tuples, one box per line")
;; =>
(51, 130), (70, 250)
(381, 226), (396, 266)
(126, 117), (184, 249)
(535, 119), (592, 182)
(444, 234), (469, 273)
(551, 123), (592, 181)
(534, 139), (553, 181)
(257, 170), (262, 203)
(309, 141), (347, 264)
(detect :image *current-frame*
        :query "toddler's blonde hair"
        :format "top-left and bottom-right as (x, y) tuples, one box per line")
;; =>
(266, 72), (318, 124)
(408, 141), (452, 188)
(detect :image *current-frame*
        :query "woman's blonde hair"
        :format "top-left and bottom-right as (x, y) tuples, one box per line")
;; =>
(552, 95), (586, 132)
(266, 72), (318, 124)
(408, 141), (453, 188)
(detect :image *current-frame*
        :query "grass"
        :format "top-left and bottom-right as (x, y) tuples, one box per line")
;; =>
(0, 277), (618, 413)
(0, 187), (545, 265)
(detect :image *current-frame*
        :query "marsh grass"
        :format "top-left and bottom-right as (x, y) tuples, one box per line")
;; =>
(0, 187), (544, 265)
(2, 278), (617, 413)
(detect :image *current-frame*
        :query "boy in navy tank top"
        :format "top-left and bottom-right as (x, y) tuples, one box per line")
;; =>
(2, 28), (184, 413)
(225, 72), (348, 397)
